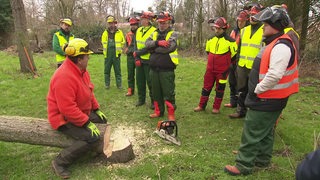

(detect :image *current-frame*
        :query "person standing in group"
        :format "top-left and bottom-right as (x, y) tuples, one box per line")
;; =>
(47, 38), (107, 179)
(229, 3), (264, 118)
(145, 12), (179, 120)
(193, 17), (237, 114)
(133, 11), (157, 108)
(52, 18), (74, 68)
(101, 15), (125, 89)
(224, 10), (249, 108)
(124, 17), (140, 96)
(224, 7), (299, 175)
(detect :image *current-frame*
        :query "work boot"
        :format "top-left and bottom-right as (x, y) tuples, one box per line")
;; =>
(212, 108), (220, 114)
(126, 88), (133, 96)
(149, 113), (162, 118)
(224, 165), (241, 176)
(52, 160), (71, 179)
(228, 112), (245, 119)
(168, 114), (175, 121)
(224, 103), (236, 108)
(193, 106), (204, 112)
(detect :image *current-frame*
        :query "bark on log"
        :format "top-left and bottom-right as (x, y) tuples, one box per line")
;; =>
(0, 116), (134, 163)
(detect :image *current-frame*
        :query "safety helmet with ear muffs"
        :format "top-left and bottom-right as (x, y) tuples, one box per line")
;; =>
(253, 7), (289, 31)
(63, 38), (93, 57)
(213, 17), (230, 29)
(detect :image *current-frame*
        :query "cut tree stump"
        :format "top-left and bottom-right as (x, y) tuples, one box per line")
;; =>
(0, 115), (135, 163)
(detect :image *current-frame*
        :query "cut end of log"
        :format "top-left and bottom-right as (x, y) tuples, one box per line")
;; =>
(103, 125), (135, 163)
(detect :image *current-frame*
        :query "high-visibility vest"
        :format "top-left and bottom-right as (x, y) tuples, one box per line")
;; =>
(101, 29), (125, 58)
(258, 34), (299, 98)
(55, 32), (74, 62)
(136, 26), (156, 60)
(238, 24), (264, 69)
(206, 36), (237, 58)
(152, 30), (179, 65)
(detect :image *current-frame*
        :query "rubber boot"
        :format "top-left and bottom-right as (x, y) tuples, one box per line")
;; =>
(126, 88), (133, 96)
(165, 100), (175, 121)
(150, 101), (162, 118)
(212, 97), (222, 114)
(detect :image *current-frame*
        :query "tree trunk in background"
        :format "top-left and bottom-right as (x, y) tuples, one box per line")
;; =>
(196, 0), (204, 55)
(0, 116), (135, 163)
(10, 0), (37, 74)
(299, 0), (310, 56)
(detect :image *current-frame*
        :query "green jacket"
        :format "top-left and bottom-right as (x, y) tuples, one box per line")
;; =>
(52, 29), (74, 62)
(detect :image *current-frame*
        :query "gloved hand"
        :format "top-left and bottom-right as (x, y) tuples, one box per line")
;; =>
(157, 40), (170, 48)
(95, 109), (107, 123)
(133, 51), (137, 58)
(86, 121), (100, 137)
(135, 59), (141, 67)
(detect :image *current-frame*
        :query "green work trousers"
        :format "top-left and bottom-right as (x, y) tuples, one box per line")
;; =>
(126, 55), (135, 90)
(136, 63), (152, 103)
(235, 109), (282, 174)
(104, 39), (122, 88)
(150, 69), (176, 115)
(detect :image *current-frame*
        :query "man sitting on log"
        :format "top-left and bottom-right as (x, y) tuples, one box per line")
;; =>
(47, 38), (107, 179)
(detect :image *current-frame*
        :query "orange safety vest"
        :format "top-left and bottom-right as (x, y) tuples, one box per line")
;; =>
(258, 34), (299, 99)
(230, 30), (240, 45)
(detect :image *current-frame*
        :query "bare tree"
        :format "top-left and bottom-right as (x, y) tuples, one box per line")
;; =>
(10, 0), (37, 75)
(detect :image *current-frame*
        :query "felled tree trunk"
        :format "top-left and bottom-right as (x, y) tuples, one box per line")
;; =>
(0, 115), (134, 163)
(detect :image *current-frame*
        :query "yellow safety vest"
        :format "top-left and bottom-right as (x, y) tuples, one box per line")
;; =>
(206, 36), (237, 57)
(152, 30), (179, 65)
(238, 24), (264, 69)
(284, 27), (300, 39)
(136, 26), (157, 60)
(101, 29), (125, 58)
(55, 32), (74, 62)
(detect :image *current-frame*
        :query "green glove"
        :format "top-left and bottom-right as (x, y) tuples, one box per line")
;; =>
(86, 121), (100, 137)
(95, 109), (107, 123)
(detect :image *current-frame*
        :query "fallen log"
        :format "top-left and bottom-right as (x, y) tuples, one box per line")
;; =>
(0, 115), (134, 163)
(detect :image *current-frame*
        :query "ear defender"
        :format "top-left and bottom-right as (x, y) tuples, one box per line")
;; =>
(63, 43), (76, 56)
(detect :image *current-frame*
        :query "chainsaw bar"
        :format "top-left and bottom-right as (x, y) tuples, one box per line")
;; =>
(154, 129), (181, 146)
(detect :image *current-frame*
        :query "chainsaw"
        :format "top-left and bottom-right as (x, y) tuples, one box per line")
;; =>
(154, 120), (181, 146)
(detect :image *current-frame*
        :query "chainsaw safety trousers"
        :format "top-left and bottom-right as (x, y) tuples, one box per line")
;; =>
(55, 123), (100, 167)
(198, 88), (211, 109)
(213, 97), (223, 110)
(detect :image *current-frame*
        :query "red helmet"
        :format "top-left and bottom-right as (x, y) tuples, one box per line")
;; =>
(250, 4), (264, 15)
(157, 11), (172, 22)
(237, 10), (249, 21)
(129, 17), (139, 25)
(213, 17), (230, 29)
(140, 11), (155, 19)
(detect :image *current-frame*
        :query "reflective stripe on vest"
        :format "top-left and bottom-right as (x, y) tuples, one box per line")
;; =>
(152, 30), (179, 65)
(136, 26), (157, 60)
(238, 24), (264, 69)
(55, 32), (74, 62)
(258, 34), (299, 99)
(101, 29), (124, 58)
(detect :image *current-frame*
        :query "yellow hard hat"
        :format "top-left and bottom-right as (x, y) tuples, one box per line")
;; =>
(63, 38), (93, 57)
(106, 15), (117, 23)
(60, 18), (72, 26)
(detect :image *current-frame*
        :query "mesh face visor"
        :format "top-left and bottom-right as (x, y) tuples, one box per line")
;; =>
(252, 7), (273, 22)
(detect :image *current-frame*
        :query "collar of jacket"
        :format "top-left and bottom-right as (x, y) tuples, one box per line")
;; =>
(263, 31), (284, 45)
(65, 57), (87, 75)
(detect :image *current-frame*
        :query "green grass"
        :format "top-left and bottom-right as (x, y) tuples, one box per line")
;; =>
(0, 51), (319, 179)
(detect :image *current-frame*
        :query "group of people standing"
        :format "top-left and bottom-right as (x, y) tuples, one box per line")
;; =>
(48, 4), (318, 180)
(49, 11), (179, 179)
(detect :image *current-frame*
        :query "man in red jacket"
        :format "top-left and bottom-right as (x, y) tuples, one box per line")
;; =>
(47, 38), (107, 179)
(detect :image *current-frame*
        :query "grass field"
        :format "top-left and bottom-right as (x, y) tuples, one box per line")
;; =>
(0, 51), (319, 180)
